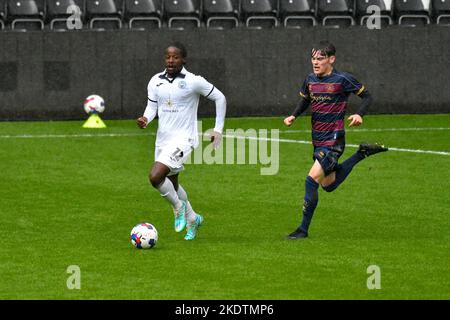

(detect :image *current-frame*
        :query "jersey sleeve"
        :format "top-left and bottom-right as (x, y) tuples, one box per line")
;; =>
(299, 77), (310, 100)
(342, 72), (366, 96)
(147, 76), (158, 103)
(192, 75), (226, 134)
(192, 75), (215, 98)
(143, 76), (158, 122)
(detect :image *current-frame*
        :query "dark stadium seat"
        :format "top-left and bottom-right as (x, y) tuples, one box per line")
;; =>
(163, 0), (201, 30)
(241, 0), (278, 29)
(0, 0), (6, 29)
(393, 0), (430, 26)
(7, 0), (45, 31)
(124, 0), (162, 30)
(355, 0), (393, 27)
(46, 0), (85, 31)
(279, 0), (317, 28)
(86, 0), (123, 30)
(317, 0), (355, 28)
(203, 0), (239, 29)
(431, 0), (450, 25)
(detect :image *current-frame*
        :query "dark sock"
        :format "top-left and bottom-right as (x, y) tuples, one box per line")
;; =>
(323, 151), (365, 192)
(299, 176), (319, 233)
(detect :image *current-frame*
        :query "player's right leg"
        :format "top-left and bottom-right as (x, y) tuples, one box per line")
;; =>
(287, 160), (323, 239)
(149, 162), (186, 232)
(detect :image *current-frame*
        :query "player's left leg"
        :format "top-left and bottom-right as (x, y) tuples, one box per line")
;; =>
(169, 177), (203, 240)
(322, 142), (388, 192)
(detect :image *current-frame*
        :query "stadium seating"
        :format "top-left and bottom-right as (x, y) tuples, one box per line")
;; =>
(124, 0), (162, 30)
(0, 0), (448, 30)
(46, 0), (85, 30)
(393, 0), (431, 26)
(163, 0), (201, 30)
(431, 0), (450, 24)
(241, 0), (278, 29)
(0, 0), (5, 29)
(86, 0), (123, 30)
(279, 0), (318, 28)
(317, 0), (355, 27)
(355, 0), (393, 27)
(7, 0), (45, 31)
(203, 0), (239, 29)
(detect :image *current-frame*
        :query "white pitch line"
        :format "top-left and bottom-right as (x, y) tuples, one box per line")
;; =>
(282, 127), (450, 133)
(1, 131), (449, 156)
(0, 133), (152, 139)
(223, 134), (450, 157)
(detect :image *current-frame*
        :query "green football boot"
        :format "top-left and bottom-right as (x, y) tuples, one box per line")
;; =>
(174, 201), (187, 233)
(184, 214), (204, 240)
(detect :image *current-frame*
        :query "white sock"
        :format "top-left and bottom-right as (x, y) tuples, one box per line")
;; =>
(157, 178), (182, 210)
(177, 184), (197, 224)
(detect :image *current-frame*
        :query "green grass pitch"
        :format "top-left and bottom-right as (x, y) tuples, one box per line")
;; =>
(0, 114), (449, 299)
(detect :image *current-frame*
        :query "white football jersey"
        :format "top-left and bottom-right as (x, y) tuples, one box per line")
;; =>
(143, 67), (225, 148)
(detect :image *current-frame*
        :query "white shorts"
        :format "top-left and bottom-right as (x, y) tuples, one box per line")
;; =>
(154, 143), (194, 176)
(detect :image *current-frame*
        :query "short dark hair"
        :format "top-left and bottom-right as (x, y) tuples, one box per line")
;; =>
(311, 41), (336, 57)
(166, 41), (187, 59)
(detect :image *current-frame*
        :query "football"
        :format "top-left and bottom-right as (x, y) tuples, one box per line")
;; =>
(83, 94), (105, 114)
(130, 223), (158, 249)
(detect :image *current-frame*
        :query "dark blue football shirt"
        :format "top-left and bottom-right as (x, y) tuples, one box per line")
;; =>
(299, 69), (366, 147)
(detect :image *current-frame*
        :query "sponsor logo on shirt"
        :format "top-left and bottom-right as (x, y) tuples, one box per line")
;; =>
(310, 95), (332, 102)
(166, 98), (173, 108)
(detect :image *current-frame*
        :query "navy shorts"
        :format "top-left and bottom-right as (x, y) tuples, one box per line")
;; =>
(313, 144), (345, 176)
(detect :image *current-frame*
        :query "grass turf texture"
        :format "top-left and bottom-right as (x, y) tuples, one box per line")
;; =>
(0, 114), (449, 299)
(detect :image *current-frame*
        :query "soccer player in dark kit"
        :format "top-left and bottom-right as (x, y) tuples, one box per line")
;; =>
(284, 41), (388, 239)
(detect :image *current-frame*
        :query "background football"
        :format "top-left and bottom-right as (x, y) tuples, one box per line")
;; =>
(83, 94), (105, 114)
(130, 223), (158, 249)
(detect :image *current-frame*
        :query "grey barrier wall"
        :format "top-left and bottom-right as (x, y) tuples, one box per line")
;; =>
(0, 26), (449, 120)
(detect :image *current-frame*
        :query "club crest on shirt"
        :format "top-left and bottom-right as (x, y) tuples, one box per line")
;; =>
(178, 80), (187, 89)
(326, 84), (334, 93)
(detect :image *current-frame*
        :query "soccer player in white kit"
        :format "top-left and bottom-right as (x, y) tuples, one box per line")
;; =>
(137, 42), (226, 240)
